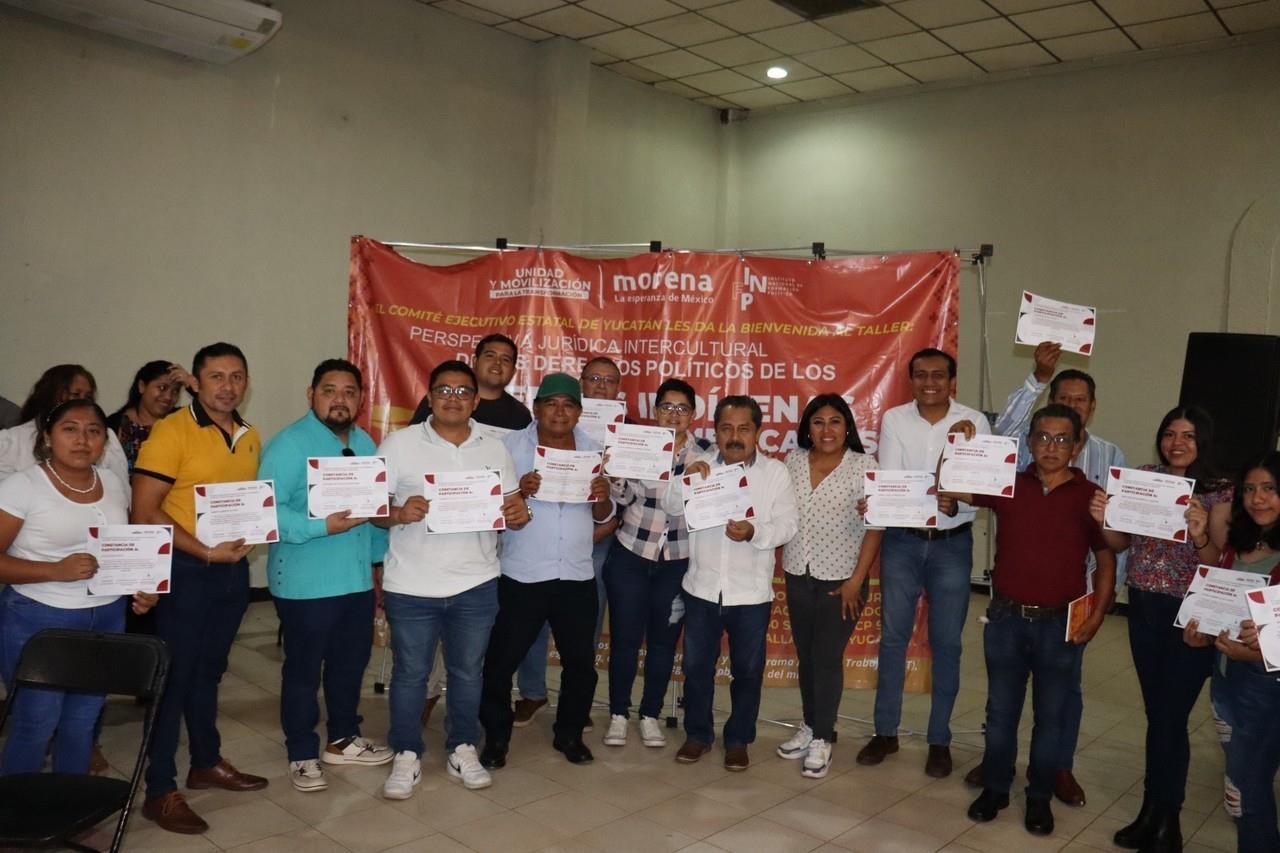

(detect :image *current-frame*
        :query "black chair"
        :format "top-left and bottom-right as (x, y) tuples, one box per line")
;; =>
(0, 629), (169, 852)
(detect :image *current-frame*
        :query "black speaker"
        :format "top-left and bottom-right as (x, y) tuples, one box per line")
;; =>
(1179, 333), (1280, 477)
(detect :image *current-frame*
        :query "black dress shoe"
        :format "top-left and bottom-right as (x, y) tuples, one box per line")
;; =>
(1113, 798), (1155, 849)
(967, 788), (1010, 823)
(1025, 796), (1054, 836)
(479, 742), (508, 769)
(1140, 807), (1182, 853)
(554, 739), (594, 764)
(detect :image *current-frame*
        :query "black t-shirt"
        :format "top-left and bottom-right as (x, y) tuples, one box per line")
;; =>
(409, 391), (532, 430)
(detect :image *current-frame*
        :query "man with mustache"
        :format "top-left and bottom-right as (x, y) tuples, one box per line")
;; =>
(663, 395), (798, 771)
(257, 359), (394, 793)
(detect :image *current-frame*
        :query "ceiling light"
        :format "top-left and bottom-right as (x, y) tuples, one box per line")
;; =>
(766, 66), (788, 80)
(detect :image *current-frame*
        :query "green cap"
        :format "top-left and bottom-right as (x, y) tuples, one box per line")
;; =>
(535, 372), (581, 404)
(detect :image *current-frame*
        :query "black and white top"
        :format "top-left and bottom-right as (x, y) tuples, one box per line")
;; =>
(782, 448), (876, 581)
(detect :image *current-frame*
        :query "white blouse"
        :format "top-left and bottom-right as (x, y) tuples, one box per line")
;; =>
(782, 448), (876, 581)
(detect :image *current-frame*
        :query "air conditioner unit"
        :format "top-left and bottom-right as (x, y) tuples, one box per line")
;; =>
(1, 0), (282, 64)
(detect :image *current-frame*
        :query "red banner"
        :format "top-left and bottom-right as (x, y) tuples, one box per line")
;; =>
(349, 237), (958, 691)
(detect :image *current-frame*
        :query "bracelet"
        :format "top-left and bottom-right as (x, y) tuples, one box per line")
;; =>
(205, 545), (213, 564)
(1193, 535), (1209, 550)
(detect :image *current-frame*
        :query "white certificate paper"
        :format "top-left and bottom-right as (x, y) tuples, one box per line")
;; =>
(306, 456), (389, 519)
(1175, 565), (1268, 640)
(1245, 586), (1280, 672)
(194, 480), (279, 546)
(578, 398), (627, 445)
(603, 423), (675, 482)
(1015, 290), (1097, 356)
(939, 434), (1019, 497)
(1104, 467), (1195, 543)
(532, 446), (602, 504)
(682, 463), (753, 531)
(864, 470), (938, 529)
(86, 525), (173, 595)
(423, 470), (505, 534)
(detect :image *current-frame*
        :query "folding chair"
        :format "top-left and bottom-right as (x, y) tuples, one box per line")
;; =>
(0, 629), (170, 853)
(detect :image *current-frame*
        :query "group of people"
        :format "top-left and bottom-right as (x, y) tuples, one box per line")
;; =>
(0, 333), (1275, 853)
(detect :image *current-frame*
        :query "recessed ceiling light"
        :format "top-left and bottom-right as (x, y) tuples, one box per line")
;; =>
(766, 66), (788, 80)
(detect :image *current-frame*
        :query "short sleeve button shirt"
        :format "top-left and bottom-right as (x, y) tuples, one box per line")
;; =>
(783, 448), (876, 581)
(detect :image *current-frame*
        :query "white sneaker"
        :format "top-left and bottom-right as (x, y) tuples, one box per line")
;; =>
(802, 738), (832, 778)
(382, 751), (421, 800)
(447, 744), (492, 790)
(777, 724), (814, 759)
(289, 759), (328, 792)
(324, 735), (395, 766)
(638, 716), (666, 748)
(603, 714), (628, 747)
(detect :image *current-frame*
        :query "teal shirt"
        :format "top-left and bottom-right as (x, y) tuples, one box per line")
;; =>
(258, 411), (388, 600)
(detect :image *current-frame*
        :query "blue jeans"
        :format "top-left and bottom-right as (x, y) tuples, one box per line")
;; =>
(873, 527), (972, 745)
(680, 592), (769, 748)
(980, 605), (1082, 800)
(0, 588), (125, 774)
(1212, 660), (1280, 853)
(385, 579), (498, 755)
(274, 590), (375, 761)
(603, 543), (686, 719)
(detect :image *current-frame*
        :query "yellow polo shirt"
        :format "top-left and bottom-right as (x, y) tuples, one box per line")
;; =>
(134, 401), (261, 537)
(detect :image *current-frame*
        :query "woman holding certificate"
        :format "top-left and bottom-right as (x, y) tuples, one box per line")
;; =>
(600, 378), (711, 749)
(0, 399), (157, 774)
(1090, 405), (1232, 852)
(776, 394), (880, 779)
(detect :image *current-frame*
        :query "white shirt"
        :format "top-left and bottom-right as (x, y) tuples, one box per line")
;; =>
(663, 449), (798, 606)
(0, 465), (129, 608)
(378, 418), (518, 599)
(876, 398), (989, 530)
(783, 448), (877, 581)
(0, 420), (130, 487)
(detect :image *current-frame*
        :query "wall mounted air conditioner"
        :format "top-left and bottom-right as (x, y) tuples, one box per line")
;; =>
(1, 0), (282, 64)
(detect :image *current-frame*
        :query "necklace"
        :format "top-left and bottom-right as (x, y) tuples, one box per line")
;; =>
(44, 461), (98, 495)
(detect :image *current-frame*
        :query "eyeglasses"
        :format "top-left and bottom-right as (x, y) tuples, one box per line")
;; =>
(657, 402), (693, 415)
(1030, 432), (1074, 447)
(431, 385), (477, 399)
(584, 373), (621, 385)
(341, 448), (355, 457)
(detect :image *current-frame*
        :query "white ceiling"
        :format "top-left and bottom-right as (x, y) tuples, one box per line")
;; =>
(420, 0), (1280, 110)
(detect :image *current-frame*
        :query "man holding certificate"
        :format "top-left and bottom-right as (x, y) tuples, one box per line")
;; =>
(940, 404), (1114, 837)
(374, 360), (528, 798)
(131, 343), (266, 835)
(661, 396), (797, 771)
(257, 359), (393, 794)
(479, 373), (613, 769)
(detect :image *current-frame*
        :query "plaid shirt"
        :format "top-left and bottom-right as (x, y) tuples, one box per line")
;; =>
(613, 435), (713, 562)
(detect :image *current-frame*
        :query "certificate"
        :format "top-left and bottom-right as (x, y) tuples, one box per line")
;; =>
(939, 434), (1018, 497)
(603, 423), (675, 482)
(1104, 467), (1195, 542)
(864, 470), (937, 529)
(86, 525), (173, 595)
(682, 463), (753, 531)
(194, 480), (279, 545)
(306, 456), (389, 519)
(532, 446), (602, 503)
(1175, 565), (1268, 640)
(1015, 290), (1097, 356)
(474, 423), (514, 442)
(1245, 585), (1280, 672)
(578, 398), (626, 446)
(423, 470), (505, 534)
(1065, 591), (1096, 643)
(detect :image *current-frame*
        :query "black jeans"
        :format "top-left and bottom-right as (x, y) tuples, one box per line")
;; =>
(1128, 587), (1213, 809)
(785, 572), (857, 741)
(479, 576), (598, 745)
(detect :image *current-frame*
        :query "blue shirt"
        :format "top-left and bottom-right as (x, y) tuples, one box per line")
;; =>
(500, 421), (605, 583)
(258, 411), (388, 600)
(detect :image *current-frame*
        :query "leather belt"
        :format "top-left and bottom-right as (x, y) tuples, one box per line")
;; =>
(989, 595), (1070, 622)
(903, 522), (972, 541)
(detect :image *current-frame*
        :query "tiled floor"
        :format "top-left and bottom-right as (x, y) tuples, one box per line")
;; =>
(71, 594), (1262, 852)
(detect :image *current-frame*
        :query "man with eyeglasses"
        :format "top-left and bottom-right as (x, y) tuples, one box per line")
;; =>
(257, 359), (393, 793)
(479, 373), (614, 768)
(939, 404), (1114, 837)
(374, 360), (530, 798)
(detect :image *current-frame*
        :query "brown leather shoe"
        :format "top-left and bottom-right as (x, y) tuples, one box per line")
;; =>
(925, 745), (953, 778)
(421, 694), (440, 727)
(142, 791), (209, 835)
(512, 697), (547, 728)
(186, 759), (268, 791)
(964, 763), (985, 787)
(855, 735), (899, 766)
(675, 740), (712, 764)
(724, 746), (750, 771)
(1054, 769), (1086, 806)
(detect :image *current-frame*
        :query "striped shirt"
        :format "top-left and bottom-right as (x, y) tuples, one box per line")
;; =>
(612, 435), (712, 562)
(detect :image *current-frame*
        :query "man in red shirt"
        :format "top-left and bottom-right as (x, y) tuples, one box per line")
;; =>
(940, 403), (1115, 837)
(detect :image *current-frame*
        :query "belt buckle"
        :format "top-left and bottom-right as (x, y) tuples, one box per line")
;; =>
(1017, 603), (1036, 621)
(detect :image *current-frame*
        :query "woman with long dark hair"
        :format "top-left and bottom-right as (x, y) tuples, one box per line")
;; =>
(106, 361), (190, 469)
